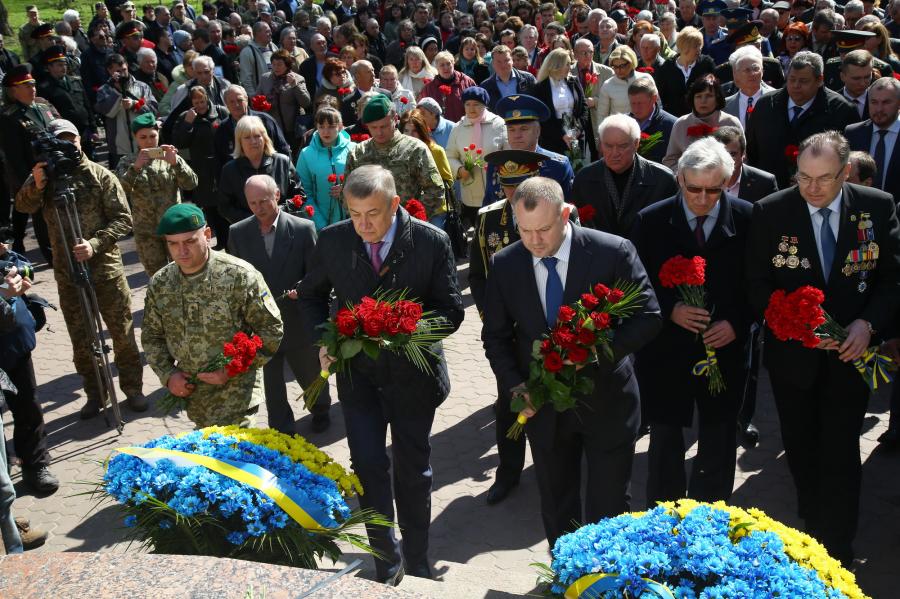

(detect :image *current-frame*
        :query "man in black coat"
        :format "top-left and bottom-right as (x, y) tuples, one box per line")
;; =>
(628, 77), (677, 166)
(482, 176), (661, 547)
(571, 114), (678, 237)
(79, 23), (113, 108)
(746, 51), (859, 189)
(844, 77), (900, 204)
(712, 126), (778, 202)
(38, 47), (93, 153)
(480, 46), (536, 112)
(192, 27), (237, 84)
(746, 131), (900, 566)
(298, 165), (464, 585)
(630, 137), (753, 505)
(214, 85), (290, 171)
(227, 175), (331, 435)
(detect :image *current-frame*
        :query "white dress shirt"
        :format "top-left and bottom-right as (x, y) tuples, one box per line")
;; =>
(807, 191), (842, 274)
(787, 96), (815, 121)
(843, 89), (867, 119)
(738, 89), (764, 128)
(550, 77), (575, 120)
(683, 198), (720, 241)
(676, 60), (696, 81)
(532, 223), (572, 314)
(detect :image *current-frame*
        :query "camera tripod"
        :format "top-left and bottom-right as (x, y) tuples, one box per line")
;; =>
(51, 175), (124, 433)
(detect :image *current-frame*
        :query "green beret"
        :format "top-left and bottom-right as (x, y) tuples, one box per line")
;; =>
(156, 203), (206, 235)
(131, 112), (158, 134)
(361, 94), (392, 124)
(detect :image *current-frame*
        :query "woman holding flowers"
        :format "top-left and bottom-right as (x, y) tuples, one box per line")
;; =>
(419, 51), (476, 122)
(630, 137), (754, 507)
(445, 86), (506, 222)
(296, 107), (355, 230)
(661, 74), (741, 170)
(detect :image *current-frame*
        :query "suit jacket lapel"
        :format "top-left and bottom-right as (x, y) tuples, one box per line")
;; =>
(270, 213), (293, 279)
(669, 194), (702, 252)
(705, 193), (737, 249)
(792, 189), (827, 285)
(562, 225), (592, 306)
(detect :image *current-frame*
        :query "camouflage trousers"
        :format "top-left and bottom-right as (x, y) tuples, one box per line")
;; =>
(56, 273), (144, 401)
(185, 385), (261, 429)
(134, 232), (170, 278)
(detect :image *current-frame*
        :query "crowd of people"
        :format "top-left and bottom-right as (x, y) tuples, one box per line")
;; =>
(0, 0), (899, 588)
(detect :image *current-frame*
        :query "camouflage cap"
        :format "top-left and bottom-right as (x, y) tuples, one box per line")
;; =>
(156, 204), (206, 235)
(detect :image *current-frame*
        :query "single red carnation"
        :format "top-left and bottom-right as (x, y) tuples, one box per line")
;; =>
(404, 199), (427, 220)
(578, 204), (596, 223)
(590, 311), (611, 330)
(593, 283), (610, 299)
(607, 289), (625, 304)
(335, 308), (358, 336)
(544, 351), (564, 372)
(686, 123), (717, 138)
(567, 346), (589, 363)
(400, 96), (409, 104)
(784, 144), (799, 163)
(439, 84), (452, 95)
(557, 305), (576, 323)
(305, 205), (315, 217)
(328, 173), (337, 183)
(540, 338), (552, 354)
(290, 195), (304, 207)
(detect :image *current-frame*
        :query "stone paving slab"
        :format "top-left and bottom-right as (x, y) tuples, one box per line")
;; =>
(2, 234), (899, 598)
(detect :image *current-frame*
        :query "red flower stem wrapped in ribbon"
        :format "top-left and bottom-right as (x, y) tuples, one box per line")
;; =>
(157, 332), (264, 414)
(300, 290), (455, 410)
(658, 255), (725, 395)
(764, 286), (896, 390)
(507, 281), (646, 439)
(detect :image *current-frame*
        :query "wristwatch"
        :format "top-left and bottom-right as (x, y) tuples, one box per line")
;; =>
(863, 320), (876, 336)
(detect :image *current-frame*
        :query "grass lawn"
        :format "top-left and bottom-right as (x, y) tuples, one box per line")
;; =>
(4, 0), (97, 57)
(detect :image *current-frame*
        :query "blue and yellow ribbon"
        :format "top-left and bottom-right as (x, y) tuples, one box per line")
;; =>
(565, 573), (676, 599)
(116, 446), (337, 532)
(853, 349), (896, 391)
(692, 347), (719, 377)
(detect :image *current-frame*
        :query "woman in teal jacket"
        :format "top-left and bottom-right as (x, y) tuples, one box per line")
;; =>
(295, 107), (354, 230)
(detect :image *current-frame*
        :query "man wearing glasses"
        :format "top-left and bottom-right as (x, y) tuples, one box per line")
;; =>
(746, 131), (900, 567)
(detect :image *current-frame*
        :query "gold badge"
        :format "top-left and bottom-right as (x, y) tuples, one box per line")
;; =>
(786, 255), (800, 268)
(842, 264), (853, 276)
(773, 254), (786, 267)
(788, 245), (798, 255)
(778, 241), (789, 252)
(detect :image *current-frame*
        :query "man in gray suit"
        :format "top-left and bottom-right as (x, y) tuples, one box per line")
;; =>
(723, 45), (774, 130)
(228, 175), (332, 433)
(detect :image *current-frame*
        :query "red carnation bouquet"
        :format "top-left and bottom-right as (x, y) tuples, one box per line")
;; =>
(507, 281), (646, 439)
(577, 204), (596, 225)
(350, 133), (371, 142)
(438, 84), (452, 96)
(636, 66), (655, 74)
(404, 198), (427, 220)
(400, 96), (409, 104)
(638, 131), (664, 157)
(461, 144), (485, 184)
(659, 255), (724, 395)
(250, 94), (272, 111)
(157, 331), (264, 414)
(284, 194), (315, 220)
(686, 123), (718, 138)
(765, 286), (895, 390)
(301, 290), (455, 409)
(337, 86), (352, 96)
(132, 97), (146, 112)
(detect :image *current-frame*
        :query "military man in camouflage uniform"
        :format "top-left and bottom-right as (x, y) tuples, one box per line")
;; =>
(15, 119), (147, 417)
(116, 113), (198, 276)
(142, 204), (283, 428)
(343, 94), (446, 221)
(18, 7), (43, 68)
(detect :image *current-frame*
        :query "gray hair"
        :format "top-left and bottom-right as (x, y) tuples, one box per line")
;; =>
(350, 59), (374, 79)
(315, 16), (332, 28)
(245, 174), (278, 199)
(252, 21), (270, 36)
(660, 12), (676, 26)
(574, 38), (594, 52)
(192, 54), (215, 71)
(519, 24), (538, 40)
(224, 85), (248, 101)
(869, 75), (900, 99)
(343, 165), (397, 204)
(137, 47), (156, 64)
(588, 8), (607, 20)
(798, 130), (851, 166)
(789, 51), (824, 79)
(279, 26), (296, 42)
(729, 44), (762, 70)
(511, 177), (564, 213)
(597, 114), (641, 142)
(640, 33), (660, 49)
(677, 137), (735, 181)
(63, 9), (80, 22)
(845, 0), (864, 12)
(760, 7), (778, 20)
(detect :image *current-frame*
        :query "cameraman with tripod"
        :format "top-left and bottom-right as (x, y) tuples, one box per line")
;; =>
(16, 119), (146, 420)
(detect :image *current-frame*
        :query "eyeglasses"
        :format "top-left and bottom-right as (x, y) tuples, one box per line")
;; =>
(796, 171), (842, 187)
(610, 62), (631, 70)
(684, 183), (725, 196)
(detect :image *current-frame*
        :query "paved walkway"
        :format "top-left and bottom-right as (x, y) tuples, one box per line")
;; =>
(3, 233), (899, 597)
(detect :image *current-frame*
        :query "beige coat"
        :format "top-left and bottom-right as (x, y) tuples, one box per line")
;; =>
(446, 110), (508, 207)
(571, 61), (615, 144)
(662, 110), (743, 171)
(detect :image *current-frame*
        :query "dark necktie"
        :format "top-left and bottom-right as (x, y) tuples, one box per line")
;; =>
(694, 215), (707, 248)
(818, 207), (836, 279)
(790, 105), (803, 123)
(368, 240), (384, 273)
(874, 129), (888, 189)
(542, 256), (563, 328)
(745, 95), (753, 126)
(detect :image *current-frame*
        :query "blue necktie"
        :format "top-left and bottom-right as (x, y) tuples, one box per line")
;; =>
(818, 207), (836, 279)
(542, 256), (563, 328)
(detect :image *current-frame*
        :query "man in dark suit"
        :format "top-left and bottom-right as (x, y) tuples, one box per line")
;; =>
(631, 137), (753, 505)
(571, 114), (678, 237)
(298, 165), (464, 585)
(844, 77), (900, 202)
(480, 45), (536, 112)
(192, 28), (237, 84)
(746, 131), (900, 565)
(712, 126), (779, 202)
(227, 175), (331, 434)
(746, 51), (859, 189)
(628, 78), (677, 165)
(482, 176), (662, 546)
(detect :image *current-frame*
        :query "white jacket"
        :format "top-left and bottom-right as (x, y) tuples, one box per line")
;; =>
(446, 110), (507, 208)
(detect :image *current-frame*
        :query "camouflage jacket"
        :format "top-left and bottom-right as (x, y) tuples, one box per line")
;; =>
(141, 249), (284, 410)
(16, 155), (133, 282)
(116, 153), (198, 235)
(344, 130), (446, 217)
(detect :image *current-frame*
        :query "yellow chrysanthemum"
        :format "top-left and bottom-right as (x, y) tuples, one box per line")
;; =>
(189, 426), (364, 498)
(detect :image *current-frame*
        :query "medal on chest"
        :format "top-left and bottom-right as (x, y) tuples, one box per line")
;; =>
(772, 236), (810, 269)
(843, 213), (878, 293)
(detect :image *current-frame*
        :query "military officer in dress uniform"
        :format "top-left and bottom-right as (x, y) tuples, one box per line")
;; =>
(482, 94), (575, 206)
(26, 23), (56, 83)
(37, 46), (94, 159)
(823, 31), (892, 93)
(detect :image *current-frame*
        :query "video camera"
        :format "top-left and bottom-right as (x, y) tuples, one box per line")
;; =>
(31, 129), (81, 181)
(0, 259), (35, 281)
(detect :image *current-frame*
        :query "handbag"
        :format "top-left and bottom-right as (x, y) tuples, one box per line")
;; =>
(442, 182), (468, 260)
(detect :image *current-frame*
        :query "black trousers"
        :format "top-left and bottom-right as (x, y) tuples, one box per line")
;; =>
(887, 373), (900, 432)
(11, 209), (52, 265)
(769, 359), (868, 565)
(739, 324), (762, 427)
(201, 206), (231, 250)
(339, 373), (436, 579)
(645, 385), (739, 506)
(262, 346), (331, 435)
(529, 412), (636, 547)
(3, 352), (49, 469)
(494, 382), (526, 485)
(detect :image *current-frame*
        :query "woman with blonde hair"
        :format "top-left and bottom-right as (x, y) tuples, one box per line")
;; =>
(655, 26), (717, 116)
(399, 45), (438, 97)
(859, 21), (900, 74)
(532, 47), (596, 161)
(597, 45), (652, 120)
(218, 115), (298, 224)
(456, 37), (490, 84)
(419, 50), (476, 122)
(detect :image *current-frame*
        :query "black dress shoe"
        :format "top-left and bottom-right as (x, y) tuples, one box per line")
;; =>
(406, 561), (433, 580)
(377, 564), (404, 587)
(486, 479), (519, 505)
(311, 413), (331, 433)
(23, 465), (60, 494)
(878, 428), (900, 447)
(739, 423), (760, 450)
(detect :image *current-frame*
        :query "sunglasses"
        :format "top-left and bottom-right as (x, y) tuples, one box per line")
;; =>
(684, 184), (724, 196)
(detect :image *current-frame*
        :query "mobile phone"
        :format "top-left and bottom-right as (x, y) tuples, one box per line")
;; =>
(146, 147), (166, 159)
